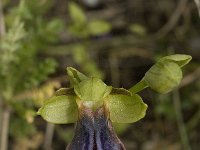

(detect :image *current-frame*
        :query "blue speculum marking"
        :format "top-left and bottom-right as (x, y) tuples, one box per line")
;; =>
(67, 107), (125, 150)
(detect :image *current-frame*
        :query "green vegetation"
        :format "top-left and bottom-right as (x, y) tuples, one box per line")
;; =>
(0, 0), (61, 149)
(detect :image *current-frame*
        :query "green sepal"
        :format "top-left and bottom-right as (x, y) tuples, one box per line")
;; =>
(106, 94), (147, 123)
(144, 60), (182, 94)
(74, 77), (112, 102)
(160, 54), (192, 67)
(67, 67), (88, 86)
(37, 95), (78, 124)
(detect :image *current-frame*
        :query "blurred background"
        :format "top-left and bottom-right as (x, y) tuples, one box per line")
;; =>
(0, 0), (200, 150)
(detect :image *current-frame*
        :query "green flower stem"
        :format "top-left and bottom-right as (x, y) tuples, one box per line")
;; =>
(129, 79), (149, 94)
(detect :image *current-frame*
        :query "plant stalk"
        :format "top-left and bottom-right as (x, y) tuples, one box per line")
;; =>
(43, 123), (55, 150)
(172, 89), (191, 150)
(0, 1), (10, 150)
(0, 0), (4, 136)
(0, 106), (11, 150)
(194, 0), (200, 17)
(0, 0), (5, 38)
(0, 0), (5, 134)
(187, 107), (200, 131)
(0, 97), (2, 143)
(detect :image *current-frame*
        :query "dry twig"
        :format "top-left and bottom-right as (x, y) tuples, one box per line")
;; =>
(0, 1), (10, 150)
(155, 0), (188, 38)
(0, 0), (5, 39)
(180, 67), (200, 88)
(43, 123), (55, 150)
(194, 0), (200, 17)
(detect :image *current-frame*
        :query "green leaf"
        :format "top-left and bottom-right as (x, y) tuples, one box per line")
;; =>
(44, 19), (64, 42)
(68, 24), (89, 38)
(68, 2), (86, 25)
(106, 94), (147, 123)
(144, 60), (182, 94)
(88, 20), (111, 36)
(129, 24), (146, 36)
(74, 78), (112, 102)
(66, 67), (88, 85)
(37, 95), (78, 124)
(160, 54), (192, 67)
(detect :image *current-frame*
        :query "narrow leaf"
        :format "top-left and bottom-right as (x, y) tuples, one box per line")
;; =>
(129, 24), (146, 36)
(88, 20), (111, 36)
(68, 2), (86, 24)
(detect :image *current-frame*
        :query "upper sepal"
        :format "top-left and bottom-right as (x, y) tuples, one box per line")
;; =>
(66, 67), (88, 86)
(74, 77), (112, 102)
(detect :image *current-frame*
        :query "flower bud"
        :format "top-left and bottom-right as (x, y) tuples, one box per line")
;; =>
(144, 60), (182, 94)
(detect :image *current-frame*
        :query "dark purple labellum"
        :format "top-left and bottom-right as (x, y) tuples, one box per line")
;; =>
(66, 107), (125, 150)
